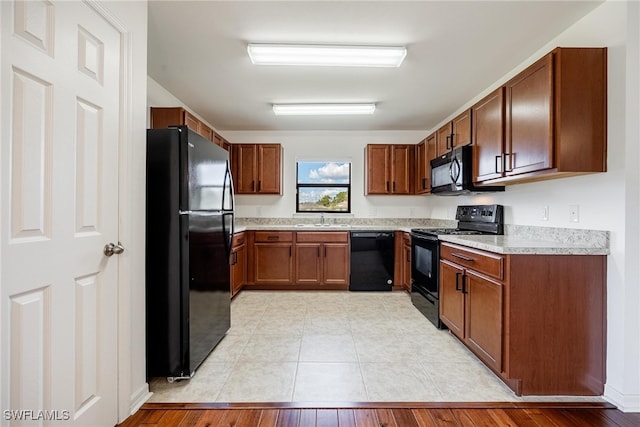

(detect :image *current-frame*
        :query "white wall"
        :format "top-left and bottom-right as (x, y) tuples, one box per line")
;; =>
(147, 0), (639, 411)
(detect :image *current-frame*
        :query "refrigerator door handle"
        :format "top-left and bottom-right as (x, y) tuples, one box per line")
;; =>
(222, 212), (234, 259)
(222, 163), (235, 212)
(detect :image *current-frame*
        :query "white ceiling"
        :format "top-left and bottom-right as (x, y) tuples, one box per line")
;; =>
(147, 1), (603, 132)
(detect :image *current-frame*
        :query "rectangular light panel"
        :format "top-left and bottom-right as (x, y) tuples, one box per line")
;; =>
(272, 104), (376, 115)
(248, 44), (407, 67)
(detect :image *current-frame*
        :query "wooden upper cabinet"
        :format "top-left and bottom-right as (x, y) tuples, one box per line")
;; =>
(231, 143), (282, 194)
(365, 144), (390, 194)
(436, 110), (472, 158)
(183, 111), (201, 132)
(501, 47), (606, 183)
(416, 132), (437, 194)
(506, 54), (554, 176)
(473, 87), (506, 183)
(150, 106), (221, 146)
(214, 134), (231, 152)
(365, 144), (414, 195)
(436, 122), (453, 157)
(390, 145), (414, 194)
(452, 109), (472, 148)
(258, 144), (282, 194)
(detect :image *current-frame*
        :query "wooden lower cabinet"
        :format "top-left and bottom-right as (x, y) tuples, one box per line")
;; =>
(251, 231), (293, 285)
(245, 230), (349, 289)
(230, 232), (246, 297)
(440, 242), (606, 396)
(295, 232), (349, 287)
(394, 232), (412, 291)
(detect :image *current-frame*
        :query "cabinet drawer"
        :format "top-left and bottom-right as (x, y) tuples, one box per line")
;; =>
(441, 243), (504, 280)
(254, 231), (293, 243)
(232, 232), (245, 248)
(296, 231), (349, 243)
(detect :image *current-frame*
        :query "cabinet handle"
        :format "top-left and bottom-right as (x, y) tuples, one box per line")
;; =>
(386, 181), (390, 192)
(317, 247), (320, 257)
(446, 135), (452, 150)
(422, 178), (427, 190)
(455, 272), (462, 291)
(461, 274), (468, 294)
(393, 182), (396, 192)
(258, 180), (262, 191)
(505, 152), (514, 172)
(267, 235), (279, 241)
(451, 253), (475, 262)
(289, 246), (292, 257)
(495, 155), (503, 174)
(251, 180), (255, 191)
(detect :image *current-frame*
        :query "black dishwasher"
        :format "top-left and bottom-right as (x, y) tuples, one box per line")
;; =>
(349, 231), (395, 291)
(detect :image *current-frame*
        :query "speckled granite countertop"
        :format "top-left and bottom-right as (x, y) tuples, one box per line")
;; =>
(234, 218), (610, 255)
(439, 234), (609, 255)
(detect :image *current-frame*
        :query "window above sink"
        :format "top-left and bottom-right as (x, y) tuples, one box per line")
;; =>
(296, 161), (351, 213)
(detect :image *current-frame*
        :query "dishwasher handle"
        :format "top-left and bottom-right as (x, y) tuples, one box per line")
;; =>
(351, 231), (393, 239)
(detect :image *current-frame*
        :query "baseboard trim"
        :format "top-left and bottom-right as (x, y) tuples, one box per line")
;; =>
(129, 384), (153, 415)
(141, 401), (616, 410)
(605, 384), (640, 412)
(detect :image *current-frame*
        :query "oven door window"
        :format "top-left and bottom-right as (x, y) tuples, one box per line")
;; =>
(412, 242), (438, 295)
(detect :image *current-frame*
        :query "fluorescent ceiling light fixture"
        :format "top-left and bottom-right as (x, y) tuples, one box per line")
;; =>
(272, 103), (376, 115)
(248, 44), (407, 67)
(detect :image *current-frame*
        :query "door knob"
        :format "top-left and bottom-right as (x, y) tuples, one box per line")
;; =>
(104, 242), (125, 257)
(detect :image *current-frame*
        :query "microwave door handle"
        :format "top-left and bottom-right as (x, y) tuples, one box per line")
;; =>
(449, 158), (461, 183)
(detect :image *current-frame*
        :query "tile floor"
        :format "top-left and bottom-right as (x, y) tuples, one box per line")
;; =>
(148, 291), (605, 403)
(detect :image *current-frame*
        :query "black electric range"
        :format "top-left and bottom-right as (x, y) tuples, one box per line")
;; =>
(409, 204), (503, 329)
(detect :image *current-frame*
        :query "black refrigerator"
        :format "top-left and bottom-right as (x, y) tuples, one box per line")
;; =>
(145, 125), (233, 381)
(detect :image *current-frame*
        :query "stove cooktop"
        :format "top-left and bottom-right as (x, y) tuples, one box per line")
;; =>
(411, 228), (484, 237)
(412, 204), (504, 237)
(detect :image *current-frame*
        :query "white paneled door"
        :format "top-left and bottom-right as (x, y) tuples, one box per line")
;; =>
(1, 1), (123, 425)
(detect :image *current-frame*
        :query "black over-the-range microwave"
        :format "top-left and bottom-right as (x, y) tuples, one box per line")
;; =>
(430, 145), (505, 195)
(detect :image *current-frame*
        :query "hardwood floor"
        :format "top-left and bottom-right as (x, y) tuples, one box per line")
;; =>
(118, 402), (640, 426)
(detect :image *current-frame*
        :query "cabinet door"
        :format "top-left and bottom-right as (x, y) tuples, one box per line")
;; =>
(416, 134), (436, 194)
(232, 144), (257, 194)
(416, 139), (428, 194)
(230, 244), (246, 297)
(390, 145), (414, 194)
(366, 145), (391, 194)
(295, 243), (322, 285)
(436, 122), (453, 157)
(254, 243), (293, 284)
(323, 243), (350, 286)
(439, 260), (465, 339)
(473, 88), (505, 183)
(402, 243), (411, 290)
(184, 111), (201, 133)
(506, 53), (553, 176)
(257, 144), (281, 194)
(464, 271), (503, 372)
(452, 109), (472, 149)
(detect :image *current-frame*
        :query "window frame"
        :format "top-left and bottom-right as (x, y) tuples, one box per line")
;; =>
(295, 161), (352, 214)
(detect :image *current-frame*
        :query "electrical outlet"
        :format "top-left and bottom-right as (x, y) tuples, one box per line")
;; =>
(541, 206), (549, 221)
(569, 205), (579, 223)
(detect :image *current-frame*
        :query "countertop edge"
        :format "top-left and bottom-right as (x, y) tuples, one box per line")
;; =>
(234, 224), (609, 255)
